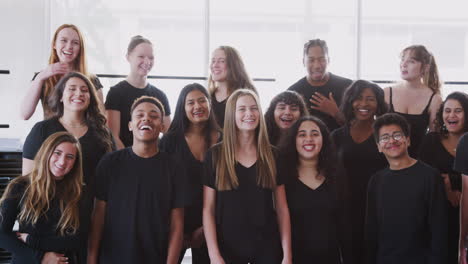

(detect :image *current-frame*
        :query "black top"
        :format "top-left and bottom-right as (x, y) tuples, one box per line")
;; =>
(454, 133), (468, 175)
(22, 118), (110, 191)
(420, 132), (461, 191)
(0, 179), (91, 264)
(95, 148), (187, 263)
(366, 161), (447, 264)
(285, 177), (342, 264)
(32, 73), (102, 120)
(331, 126), (387, 263)
(389, 87), (435, 159)
(159, 132), (221, 234)
(105, 80), (171, 147)
(203, 146), (282, 259)
(288, 73), (352, 131)
(212, 98), (227, 128)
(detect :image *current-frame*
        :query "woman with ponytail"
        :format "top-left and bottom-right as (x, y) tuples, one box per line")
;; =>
(384, 45), (443, 158)
(0, 132), (88, 264)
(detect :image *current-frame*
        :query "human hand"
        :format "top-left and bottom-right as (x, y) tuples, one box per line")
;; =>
(41, 252), (68, 264)
(40, 62), (70, 80)
(16, 232), (28, 243)
(442, 174), (461, 207)
(310, 92), (340, 117)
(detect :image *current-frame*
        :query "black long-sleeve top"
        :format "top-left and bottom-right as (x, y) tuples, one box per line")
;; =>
(0, 178), (90, 264)
(365, 161), (448, 264)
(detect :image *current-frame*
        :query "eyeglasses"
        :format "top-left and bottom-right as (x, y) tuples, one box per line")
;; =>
(379, 132), (404, 143)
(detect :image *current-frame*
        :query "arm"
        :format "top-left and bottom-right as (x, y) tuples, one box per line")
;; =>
(429, 173), (448, 264)
(106, 110), (125, 150)
(274, 185), (292, 264)
(87, 199), (106, 264)
(365, 177), (378, 264)
(428, 94), (442, 132)
(202, 186), (225, 264)
(460, 176), (468, 264)
(166, 208), (184, 264)
(20, 64), (69, 120)
(22, 158), (34, 176)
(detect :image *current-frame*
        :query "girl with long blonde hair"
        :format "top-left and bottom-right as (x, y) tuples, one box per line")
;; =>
(0, 132), (88, 264)
(203, 89), (292, 263)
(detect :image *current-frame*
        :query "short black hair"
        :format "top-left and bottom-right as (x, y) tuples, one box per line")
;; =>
(373, 113), (410, 142)
(341, 80), (388, 125)
(130, 96), (165, 117)
(303, 39), (329, 57)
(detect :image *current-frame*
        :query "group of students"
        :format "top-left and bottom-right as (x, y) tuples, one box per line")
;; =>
(0, 23), (467, 264)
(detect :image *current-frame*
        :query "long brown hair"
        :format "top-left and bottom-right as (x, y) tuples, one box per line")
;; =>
(208, 46), (257, 96)
(215, 89), (276, 190)
(48, 72), (113, 152)
(43, 24), (90, 109)
(401, 45), (441, 94)
(1, 132), (83, 235)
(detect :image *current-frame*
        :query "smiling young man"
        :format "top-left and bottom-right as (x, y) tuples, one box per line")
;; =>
(365, 113), (447, 264)
(88, 96), (187, 264)
(288, 39), (352, 132)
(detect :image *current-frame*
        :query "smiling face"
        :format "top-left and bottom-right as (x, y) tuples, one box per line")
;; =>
(296, 120), (323, 161)
(235, 95), (260, 132)
(274, 102), (301, 130)
(377, 124), (410, 159)
(304, 46), (329, 82)
(400, 50), (425, 81)
(54, 27), (81, 65)
(443, 99), (465, 134)
(127, 42), (154, 77)
(185, 89), (210, 125)
(129, 102), (164, 143)
(61, 77), (90, 113)
(48, 142), (77, 181)
(210, 48), (228, 82)
(352, 87), (378, 121)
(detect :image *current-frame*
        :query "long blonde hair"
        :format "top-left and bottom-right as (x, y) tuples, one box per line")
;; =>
(215, 89), (276, 190)
(43, 24), (90, 107)
(1, 132), (83, 235)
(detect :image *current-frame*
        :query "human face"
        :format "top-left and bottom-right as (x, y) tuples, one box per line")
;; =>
(129, 102), (164, 143)
(210, 49), (228, 82)
(185, 90), (210, 125)
(296, 121), (323, 161)
(352, 88), (378, 121)
(127, 42), (154, 77)
(235, 95), (260, 132)
(443, 99), (465, 134)
(49, 142), (77, 181)
(274, 102), (301, 130)
(61, 77), (90, 113)
(377, 124), (410, 159)
(400, 50), (424, 81)
(54, 27), (81, 65)
(304, 46), (329, 82)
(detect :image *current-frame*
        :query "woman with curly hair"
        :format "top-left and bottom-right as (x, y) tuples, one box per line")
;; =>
(0, 132), (89, 264)
(419, 91), (468, 263)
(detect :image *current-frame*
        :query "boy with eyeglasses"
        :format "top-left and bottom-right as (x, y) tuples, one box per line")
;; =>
(365, 113), (447, 264)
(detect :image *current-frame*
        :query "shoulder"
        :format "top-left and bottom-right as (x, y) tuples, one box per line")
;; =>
(413, 161), (440, 178)
(30, 118), (61, 136)
(100, 148), (131, 164)
(328, 73), (352, 87)
(429, 93), (443, 110)
(287, 77), (308, 91)
(108, 81), (128, 93)
(368, 167), (389, 186)
(4, 177), (29, 198)
(459, 133), (468, 148)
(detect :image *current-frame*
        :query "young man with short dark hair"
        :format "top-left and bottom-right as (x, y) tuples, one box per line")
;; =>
(88, 96), (187, 264)
(366, 113), (447, 264)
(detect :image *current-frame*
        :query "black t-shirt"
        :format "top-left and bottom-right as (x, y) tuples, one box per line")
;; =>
(454, 133), (468, 175)
(32, 73), (103, 120)
(285, 177), (341, 264)
(288, 73), (352, 131)
(95, 148), (187, 263)
(0, 179), (91, 264)
(366, 161), (447, 264)
(212, 98), (227, 128)
(105, 80), (171, 147)
(203, 146), (282, 259)
(22, 118), (110, 190)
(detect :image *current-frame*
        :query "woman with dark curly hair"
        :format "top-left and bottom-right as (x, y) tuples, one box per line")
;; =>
(265, 91), (308, 146)
(330, 79), (388, 264)
(279, 116), (345, 263)
(419, 91), (468, 264)
(159, 83), (221, 263)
